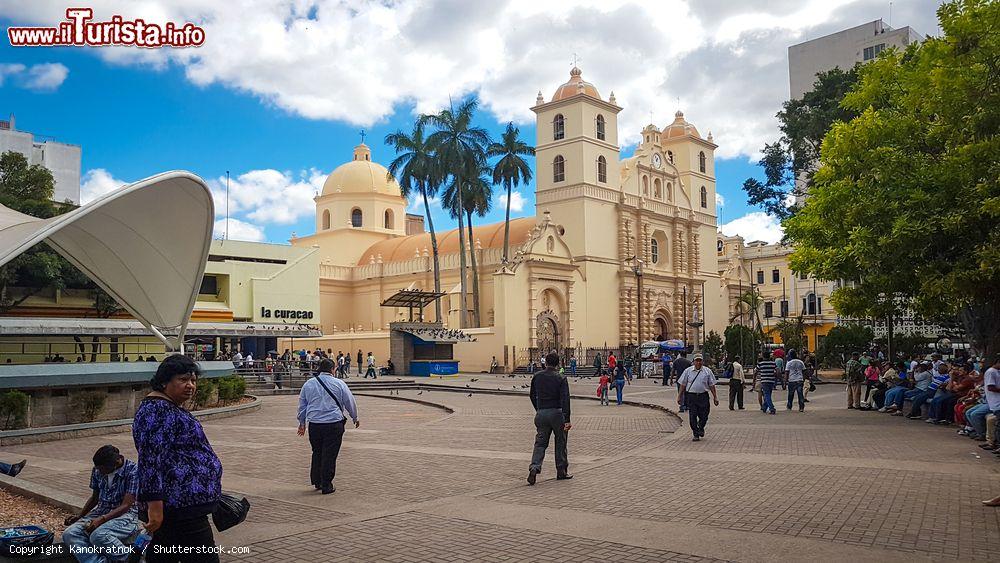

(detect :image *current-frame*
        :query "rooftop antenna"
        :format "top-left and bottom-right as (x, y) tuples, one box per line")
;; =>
(225, 170), (230, 241)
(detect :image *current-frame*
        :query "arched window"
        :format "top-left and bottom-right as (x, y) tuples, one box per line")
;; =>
(322, 209), (331, 230)
(596, 114), (606, 140)
(699, 151), (706, 173)
(666, 181), (673, 200)
(667, 150), (674, 164)
(553, 155), (565, 182)
(700, 186), (708, 208)
(384, 209), (394, 229)
(654, 178), (661, 199)
(650, 238), (659, 264)
(351, 208), (363, 228)
(553, 114), (565, 140)
(642, 175), (649, 196)
(597, 156), (607, 183)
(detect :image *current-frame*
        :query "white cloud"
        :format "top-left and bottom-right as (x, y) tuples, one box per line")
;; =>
(0, 62), (68, 91)
(719, 211), (783, 244)
(22, 63), (68, 91)
(498, 191), (526, 213)
(0, 63), (26, 86)
(214, 218), (265, 242)
(80, 168), (128, 204)
(0, 1), (940, 158)
(406, 194), (441, 215)
(715, 193), (726, 207)
(207, 168), (325, 226)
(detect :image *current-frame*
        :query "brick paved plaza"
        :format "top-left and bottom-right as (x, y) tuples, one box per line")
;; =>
(2, 377), (999, 562)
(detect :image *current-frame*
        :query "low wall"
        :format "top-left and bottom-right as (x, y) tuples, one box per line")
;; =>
(0, 361), (234, 430)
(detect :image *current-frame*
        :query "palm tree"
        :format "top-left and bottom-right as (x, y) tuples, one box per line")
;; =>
(422, 99), (492, 328)
(443, 161), (492, 327)
(487, 122), (534, 264)
(385, 121), (443, 322)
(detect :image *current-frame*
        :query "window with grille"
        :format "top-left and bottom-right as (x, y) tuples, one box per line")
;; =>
(597, 156), (607, 183)
(553, 155), (565, 182)
(553, 114), (565, 140)
(596, 114), (606, 140)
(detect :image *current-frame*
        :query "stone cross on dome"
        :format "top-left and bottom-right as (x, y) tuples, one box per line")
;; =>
(359, 129), (366, 144)
(571, 53), (582, 68)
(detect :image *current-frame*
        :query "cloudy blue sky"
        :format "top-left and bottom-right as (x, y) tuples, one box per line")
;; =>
(0, 0), (939, 244)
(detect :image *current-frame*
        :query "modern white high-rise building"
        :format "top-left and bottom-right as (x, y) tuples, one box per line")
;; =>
(788, 19), (925, 100)
(0, 114), (81, 205)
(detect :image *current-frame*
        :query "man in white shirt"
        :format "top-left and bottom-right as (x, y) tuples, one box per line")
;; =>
(981, 355), (1000, 507)
(677, 354), (719, 442)
(297, 358), (360, 494)
(784, 350), (807, 412)
(728, 356), (745, 411)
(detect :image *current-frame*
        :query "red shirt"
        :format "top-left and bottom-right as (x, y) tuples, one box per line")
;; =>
(608, 355), (617, 369)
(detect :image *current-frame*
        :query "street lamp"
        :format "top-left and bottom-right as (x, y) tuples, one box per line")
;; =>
(627, 255), (644, 346)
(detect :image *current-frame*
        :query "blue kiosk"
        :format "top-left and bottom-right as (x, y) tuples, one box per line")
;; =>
(382, 290), (475, 377)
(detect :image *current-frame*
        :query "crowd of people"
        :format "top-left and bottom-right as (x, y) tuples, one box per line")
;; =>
(218, 347), (394, 389)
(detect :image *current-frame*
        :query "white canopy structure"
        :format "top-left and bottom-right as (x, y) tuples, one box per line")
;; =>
(0, 171), (214, 350)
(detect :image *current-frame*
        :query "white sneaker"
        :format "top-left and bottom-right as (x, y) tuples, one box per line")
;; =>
(878, 407), (887, 413)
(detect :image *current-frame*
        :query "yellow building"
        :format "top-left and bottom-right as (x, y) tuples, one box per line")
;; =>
(717, 234), (837, 352)
(290, 67), (725, 371)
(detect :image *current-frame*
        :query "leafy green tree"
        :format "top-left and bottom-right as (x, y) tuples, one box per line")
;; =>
(487, 122), (535, 264)
(742, 67), (859, 219)
(786, 0), (1000, 358)
(702, 330), (723, 367)
(443, 161), (492, 328)
(422, 99), (493, 328)
(386, 122), (444, 322)
(816, 324), (874, 369)
(724, 324), (762, 364)
(773, 316), (808, 353)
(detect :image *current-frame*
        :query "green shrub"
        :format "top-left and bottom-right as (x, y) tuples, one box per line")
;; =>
(70, 390), (106, 423)
(215, 376), (246, 405)
(194, 379), (216, 408)
(0, 390), (29, 430)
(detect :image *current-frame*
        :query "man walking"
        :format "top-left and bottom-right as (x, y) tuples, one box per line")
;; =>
(785, 350), (806, 412)
(357, 349), (364, 375)
(728, 355), (745, 410)
(661, 353), (672, 386)
(677, 354), (719, 441)
(846, 352), (864, 409)
(756, 352), (778, 415)
(672, 351), (692, 412)
(527, 353), (572, 485)
(365, 352), (377, 379)
(297, 358), (359, 494)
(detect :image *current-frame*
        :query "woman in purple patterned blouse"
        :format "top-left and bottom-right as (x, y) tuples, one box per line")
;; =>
(133, 354), (223, 562)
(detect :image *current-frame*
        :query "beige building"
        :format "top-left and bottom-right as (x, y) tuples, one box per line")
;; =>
(290, 67), (725, 371)
(717, 234), (837, 352)
(788, 19), (924, 100)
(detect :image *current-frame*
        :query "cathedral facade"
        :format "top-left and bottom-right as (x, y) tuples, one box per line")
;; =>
(291, 67), (724, 371)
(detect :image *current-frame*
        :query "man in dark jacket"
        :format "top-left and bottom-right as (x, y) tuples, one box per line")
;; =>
(527, 353), (572, 485)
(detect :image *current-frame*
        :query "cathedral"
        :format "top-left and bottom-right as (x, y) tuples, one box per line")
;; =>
(291, 67), (724, 371)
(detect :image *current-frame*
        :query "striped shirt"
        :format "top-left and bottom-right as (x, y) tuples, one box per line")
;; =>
(928, 372), (950, 392)
(756, 360), (778, 384)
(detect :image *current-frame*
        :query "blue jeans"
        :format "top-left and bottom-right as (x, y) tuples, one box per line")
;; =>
(885, 386), (907, 409)
(928, 391), (955, 420)
(761, 382), (776, 413)
(786, 381), (804, 410)
(908, 389), (934, 416)
(614, 380), (625, 405)
(966, 404), (991, 437)
(0, 461), (10, 475)
(62, 513), (138, 563)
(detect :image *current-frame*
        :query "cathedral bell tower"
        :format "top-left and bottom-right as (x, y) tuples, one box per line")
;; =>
(531, 67), (622, 261)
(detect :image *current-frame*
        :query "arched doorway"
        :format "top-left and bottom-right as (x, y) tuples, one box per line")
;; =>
(654, 318), (669, 341)
(536, 312), (560, 353)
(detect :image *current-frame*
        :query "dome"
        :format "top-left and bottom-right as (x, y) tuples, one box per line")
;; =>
(551, 67), (601, 102)
(358, 217), (536, 265)
(663, 110), (701, 140)
(321, 143), (402, 197)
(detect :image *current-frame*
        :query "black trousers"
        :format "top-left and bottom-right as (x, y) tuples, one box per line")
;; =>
(686, 392), (711, 437)
(728, 380), (744, 410)
(308, 420), (346, 488)
(147, 514), (218, 563)
(529, 408), (568, 473)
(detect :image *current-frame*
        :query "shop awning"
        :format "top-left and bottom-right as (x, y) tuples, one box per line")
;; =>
(0, 171), (214, 349)
(380, 289), (446, 309)
(0, 318), (321, 338)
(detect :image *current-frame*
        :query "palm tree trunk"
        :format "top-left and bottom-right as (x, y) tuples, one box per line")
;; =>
(455, 178), (468, 329)
(422, 186), (442, 323)
(467, 209), (481, 328)
(502, 182), (511, 264)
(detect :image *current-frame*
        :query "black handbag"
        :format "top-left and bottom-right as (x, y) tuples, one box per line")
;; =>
(212, 493), (250, 532)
